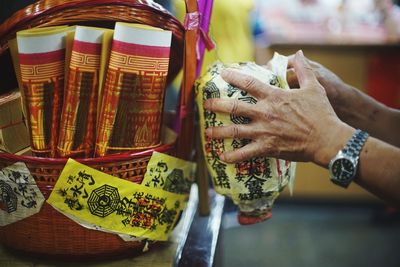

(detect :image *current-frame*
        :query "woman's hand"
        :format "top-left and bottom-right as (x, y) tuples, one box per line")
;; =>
(204, 50), (354, 166)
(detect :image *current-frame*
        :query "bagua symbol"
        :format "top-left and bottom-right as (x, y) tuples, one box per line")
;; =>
(0, 180), (18, 213)
(87, 184), (120, 217)
(164, 169), (191, 194)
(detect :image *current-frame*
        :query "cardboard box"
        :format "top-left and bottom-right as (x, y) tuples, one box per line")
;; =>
(0, 90), (30, 153)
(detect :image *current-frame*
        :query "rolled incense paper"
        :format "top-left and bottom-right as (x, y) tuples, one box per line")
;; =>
(95, 22), (172, 156)
(17, 26), (70, 157)
(58, 26), (106, 158)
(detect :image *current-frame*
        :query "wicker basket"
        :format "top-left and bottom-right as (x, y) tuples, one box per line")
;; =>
(0, 0), (198, 258)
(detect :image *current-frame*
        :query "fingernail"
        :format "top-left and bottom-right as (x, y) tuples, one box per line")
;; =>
(219, 153), (226, 162)
(297, 50), (304, 56)
(203, 100), (210, 109)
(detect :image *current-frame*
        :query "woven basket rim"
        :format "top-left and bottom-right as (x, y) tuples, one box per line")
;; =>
(0, 143), (174, 165)
(0, 0), (185, 47)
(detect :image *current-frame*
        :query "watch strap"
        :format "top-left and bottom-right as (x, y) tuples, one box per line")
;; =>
(329, 129), (369, 188)
(342, 129), (369, 159)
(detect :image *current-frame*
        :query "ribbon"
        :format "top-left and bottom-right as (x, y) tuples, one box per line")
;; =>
(183, 0), (215, 78)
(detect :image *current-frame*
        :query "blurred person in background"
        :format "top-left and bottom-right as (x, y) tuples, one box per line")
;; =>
(376, 0), (400, 42)
(172, 0), (258, 75)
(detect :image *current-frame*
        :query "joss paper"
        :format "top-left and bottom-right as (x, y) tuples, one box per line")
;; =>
(0, 162), (45, 226)
(142, 152), (196, 195)
(16, 26), (71, 157)
(95, 22), (172, 156)
(47, 159), (186, 241)
(57, 26), (108, 158)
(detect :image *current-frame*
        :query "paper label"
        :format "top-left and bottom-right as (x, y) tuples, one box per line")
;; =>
(47, 159), (186, 241)
(142, 152), (196, 195)
(0, 162), (45, 226)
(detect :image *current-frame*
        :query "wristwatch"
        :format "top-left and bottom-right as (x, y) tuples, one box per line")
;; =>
(328, 129), (369, 188)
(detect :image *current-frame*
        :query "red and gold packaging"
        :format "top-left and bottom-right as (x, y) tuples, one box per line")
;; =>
(95, 22), (172, 157)
(57, 26), (106, 158)
(16, 26), (70, 157)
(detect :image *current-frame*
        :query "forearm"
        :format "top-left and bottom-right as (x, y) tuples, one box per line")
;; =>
(356, 137), (400, 206)
(333, 85), (400, 147)
(315, 123), (400, 206)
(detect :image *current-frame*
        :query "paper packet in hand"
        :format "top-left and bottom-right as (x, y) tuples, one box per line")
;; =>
(195, 53), (296, 225)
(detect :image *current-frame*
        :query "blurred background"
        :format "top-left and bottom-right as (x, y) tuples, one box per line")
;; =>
(170, 0), (400, 266)
(214, 1), (400, 266)
(170, 0), (399, 266)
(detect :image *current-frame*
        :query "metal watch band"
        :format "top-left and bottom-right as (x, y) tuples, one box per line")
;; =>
(342, 129), (369, 159)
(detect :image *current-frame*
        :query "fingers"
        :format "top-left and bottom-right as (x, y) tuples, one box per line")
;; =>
(206, 124), (255, 139)
(220, 141), (264, 163)
(288, 53), (321, 70)
(292, 50), (319, 87)
(221, 69), (274, 98)
(203, 98), (258, 118)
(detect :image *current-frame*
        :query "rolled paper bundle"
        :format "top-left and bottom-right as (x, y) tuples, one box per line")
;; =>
(57, 26), (106, 158)
(95, 22), (172, 157)
(16, 26), (70, 157)
(195, 53), (296, 225)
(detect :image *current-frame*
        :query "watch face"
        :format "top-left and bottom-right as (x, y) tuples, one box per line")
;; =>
(331, 158), (355, 181)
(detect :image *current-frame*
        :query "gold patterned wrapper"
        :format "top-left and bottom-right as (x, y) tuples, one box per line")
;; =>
(16, 26), (71, 157)
(57, 26), (107, 158)
(95, 23), (172, 157)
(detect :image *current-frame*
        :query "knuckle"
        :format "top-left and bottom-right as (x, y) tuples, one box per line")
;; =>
(238, 149), (249, 161)
(230, 100), (239, 115)
(232, 125), (239, 138)
(223, 70), (234, 81)
(261, 138), (276, 155)
(262, 112), (271, 122)
(253, 107), (270, 121)
(243, 76), (256, 91)
(269, 92), (282, 105)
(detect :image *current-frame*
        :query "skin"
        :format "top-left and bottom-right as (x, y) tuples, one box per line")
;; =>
(203, 50), (400, 206)
(286, 56), (400, 147)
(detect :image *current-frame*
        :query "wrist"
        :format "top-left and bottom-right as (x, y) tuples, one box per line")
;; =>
(312, 120), (355, 168)
(331, 84), (358, 122)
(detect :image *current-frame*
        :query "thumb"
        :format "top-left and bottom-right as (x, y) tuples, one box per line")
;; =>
(293, 50), (318, 88)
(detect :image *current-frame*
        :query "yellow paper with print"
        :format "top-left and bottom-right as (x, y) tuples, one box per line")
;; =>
(142, 152), (196, 195)
(47, 159), (186, 241)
